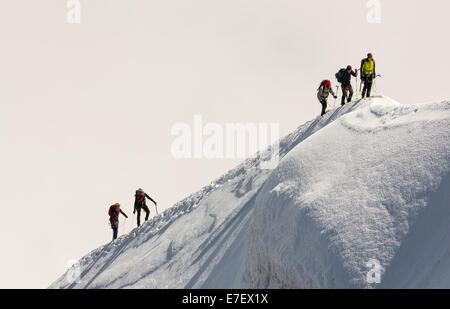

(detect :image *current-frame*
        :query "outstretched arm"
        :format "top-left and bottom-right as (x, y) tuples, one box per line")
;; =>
(330, 87), (336, 97)
(120, 209), (128, 218)
(145, 193), (157, 205)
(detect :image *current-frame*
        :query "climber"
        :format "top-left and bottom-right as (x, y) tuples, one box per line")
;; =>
(108, 203), (128, 240)
(360, 53), (376, 98)
(336, 65), (358, 106)
(317, 80), (337, 116)
(134, 188), (157, 227)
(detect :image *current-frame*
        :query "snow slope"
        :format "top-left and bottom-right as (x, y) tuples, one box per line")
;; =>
(50, 97), (450, 289)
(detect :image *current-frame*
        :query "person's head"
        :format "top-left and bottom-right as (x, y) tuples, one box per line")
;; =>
(137, 188), (143, 193)
(367, 53), (373, 59)
(346, 65), (352, 71)
(325, 80), (331, 88)
(114, 202), (120, 208)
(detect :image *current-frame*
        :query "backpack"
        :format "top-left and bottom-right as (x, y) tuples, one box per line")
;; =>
(335, 68), (346, 83)
(360, 58), (366, 69)
(361, 58), (375, 76)
(108, 205), (118, 217)
(135, 191), (145, 209)
(318, 80), (331, 90)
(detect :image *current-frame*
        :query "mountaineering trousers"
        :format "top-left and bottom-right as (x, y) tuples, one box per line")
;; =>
(112, 226), (118, 240)
(341, 84), (353, 105)
(317, 93), (327, 116)
(136, 204), (150, 227)
(362, 75), (374, 98)
(320, 101), (327, 116)
(110, 219), (119, 240)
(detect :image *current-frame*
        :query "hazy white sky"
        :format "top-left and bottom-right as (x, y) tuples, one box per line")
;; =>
(1, 0), (449, 288)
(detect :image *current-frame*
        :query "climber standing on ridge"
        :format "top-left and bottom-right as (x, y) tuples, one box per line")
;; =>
(360, 53), (376, 98)
(134, 188), (157, 227)
(108, 203), (128, 241)
(336, 65), (358, 106)
(317, 80), (337, 116)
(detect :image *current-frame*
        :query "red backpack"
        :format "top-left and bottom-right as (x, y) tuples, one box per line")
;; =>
(135, 191), (146, 209)
(318, 80), (331, 90)
(108, 205), (119, 217)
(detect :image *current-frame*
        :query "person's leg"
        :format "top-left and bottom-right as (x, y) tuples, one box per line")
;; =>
(317, 94), (323, 115)
(320, 100), (327, 116)
(143, 205), (150, 221)
(366, 79), (373, 97)
(347, 84), (354, 103)
(362, 77), (368, 98)
(113, 226), (118, 240)
(341, 85), (347, 106)
(137, 208), (142, 227)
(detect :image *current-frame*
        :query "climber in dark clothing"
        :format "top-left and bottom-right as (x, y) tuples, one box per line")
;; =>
(108, 203), (128, 240)
(339, 65), (358, 106)
(134, 188), (157, 227)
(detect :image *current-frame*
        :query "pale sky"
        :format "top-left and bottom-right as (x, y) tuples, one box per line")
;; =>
(1, 0), (449, 288)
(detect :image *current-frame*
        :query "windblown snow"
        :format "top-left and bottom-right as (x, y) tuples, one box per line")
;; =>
(50, 96), (450, 289)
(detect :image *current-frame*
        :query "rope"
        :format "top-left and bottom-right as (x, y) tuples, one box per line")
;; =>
(333, 86), (339, 109)
(121, 217), (127, 236)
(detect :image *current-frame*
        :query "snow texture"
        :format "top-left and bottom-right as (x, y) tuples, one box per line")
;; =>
(50, 97), (450, 289)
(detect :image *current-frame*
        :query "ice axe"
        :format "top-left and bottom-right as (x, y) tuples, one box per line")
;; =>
(154, 202), (159, 216)
(372, 74), (382, 93)
(355, 69), (359, 97)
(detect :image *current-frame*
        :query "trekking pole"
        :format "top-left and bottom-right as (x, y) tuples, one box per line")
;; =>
(373, 74), (380, 93)
(359, 77), (363, 94)
(333, 86), (339, 108)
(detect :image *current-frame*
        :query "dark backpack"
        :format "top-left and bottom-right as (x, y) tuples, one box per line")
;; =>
(135, 191), (145, 209)
(335, 68), (346, 83)
(361, 58), (366, 68)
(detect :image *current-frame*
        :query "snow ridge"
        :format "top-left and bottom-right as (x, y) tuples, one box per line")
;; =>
(50, 97), (450, 289)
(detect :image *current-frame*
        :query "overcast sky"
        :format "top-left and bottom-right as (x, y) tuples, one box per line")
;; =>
(1, 0), (449, 288)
